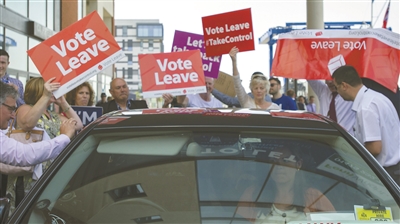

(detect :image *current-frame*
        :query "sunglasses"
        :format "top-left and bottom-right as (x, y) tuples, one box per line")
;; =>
(2, 103), (17, 113)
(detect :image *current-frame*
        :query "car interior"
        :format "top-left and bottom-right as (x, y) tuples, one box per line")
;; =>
(18, 130), (399, 223)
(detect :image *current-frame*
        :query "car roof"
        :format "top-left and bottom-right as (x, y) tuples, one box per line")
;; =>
(92, 108), (340, 132)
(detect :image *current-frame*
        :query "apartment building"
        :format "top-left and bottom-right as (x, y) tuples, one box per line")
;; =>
(114, 19), (164, 103)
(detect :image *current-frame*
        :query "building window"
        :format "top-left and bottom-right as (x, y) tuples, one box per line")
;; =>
(29, 0), (46, 26)
(127, 68), (133, 79)
(149, 40), (154, 51)
(47, 0), (54, 29)
(137, 24), (163, 38)
(6, 0), (28, 17)
(126, 53), (133, 65)
(122, 26), (127, 37)
(127, 39), (133, 51)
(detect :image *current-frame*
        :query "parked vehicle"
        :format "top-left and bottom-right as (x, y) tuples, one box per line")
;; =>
(3, 108), (399, 224)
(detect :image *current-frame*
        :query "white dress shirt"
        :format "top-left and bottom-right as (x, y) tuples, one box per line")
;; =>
(308, 80), (355, 135)
(352, 85), (400, 167)
(0, 131), (70, 167)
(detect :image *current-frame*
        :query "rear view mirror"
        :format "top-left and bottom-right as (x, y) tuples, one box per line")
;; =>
(0, 197), (10, 224)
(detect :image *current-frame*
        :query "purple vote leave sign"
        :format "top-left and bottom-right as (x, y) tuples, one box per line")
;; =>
(171, 30), (221, 79)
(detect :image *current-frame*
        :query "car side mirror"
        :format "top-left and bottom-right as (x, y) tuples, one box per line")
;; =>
(0, 197), (10, 224)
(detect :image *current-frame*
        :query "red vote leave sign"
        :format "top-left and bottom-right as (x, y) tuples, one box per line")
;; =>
(271, 29), (400, 92)
(27, 11), (124, 98)
(202, 8), (255, 57)
(139, 50), (206, 98)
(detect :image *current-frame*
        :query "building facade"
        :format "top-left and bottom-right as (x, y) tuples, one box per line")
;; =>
(114, 19), (164, 106)
(0, 0), (114, 102)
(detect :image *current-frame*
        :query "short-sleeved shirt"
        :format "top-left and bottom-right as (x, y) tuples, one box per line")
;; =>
(352, 85), (400, 167)
(187, 94), (223, 108)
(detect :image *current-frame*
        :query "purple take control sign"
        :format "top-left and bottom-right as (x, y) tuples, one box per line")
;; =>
(171, 30), (221, 79)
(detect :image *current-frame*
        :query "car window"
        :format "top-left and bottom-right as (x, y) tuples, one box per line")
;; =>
(20, 131), (399, 223)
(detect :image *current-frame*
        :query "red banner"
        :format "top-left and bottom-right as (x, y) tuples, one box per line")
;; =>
(201, 8), (254, 57)
(27, 11), (124, 98)
(139, 50), (206, 98)
(271, 29), (400, 92)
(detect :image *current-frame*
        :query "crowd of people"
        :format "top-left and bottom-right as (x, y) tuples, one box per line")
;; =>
(0, 49), (149, 214)
(1, 44), (400, 217)
(161, 47), (400, 187)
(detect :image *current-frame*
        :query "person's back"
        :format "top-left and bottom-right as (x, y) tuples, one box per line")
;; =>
(362, 78), (400, 120)
(332, 65), (400, 185)
(353, 88), (400, 167)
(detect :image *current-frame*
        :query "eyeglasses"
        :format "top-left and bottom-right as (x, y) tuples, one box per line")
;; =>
(270, 83), (278, 87)
(2, 103), (17, 113)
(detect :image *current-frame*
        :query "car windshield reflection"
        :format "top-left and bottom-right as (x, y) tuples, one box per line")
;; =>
(22, 131), (399, 223)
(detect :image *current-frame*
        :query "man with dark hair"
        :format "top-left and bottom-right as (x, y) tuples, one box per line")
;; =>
(269, 77), (297, 110)
(0, 49), (25, 107)
(296, 96), (306, 110)
(102, 78), (148, 114)
(332, 65), (400, 185)
(95, 93), (107, 107)
(211, 72), (272, 108)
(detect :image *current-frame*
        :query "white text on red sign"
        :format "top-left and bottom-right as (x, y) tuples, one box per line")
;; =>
(205, 23), (250, 35)
(51, 29), (110, 76)
(311, 40), (367, 51)
(155, 59), (199, 85)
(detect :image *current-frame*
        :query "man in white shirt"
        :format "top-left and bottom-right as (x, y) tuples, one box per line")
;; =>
(163, 77), (223, 108)
(332, 65), (400, 185)
(308, 80), (355, 135)
(0, 82), (76, 167)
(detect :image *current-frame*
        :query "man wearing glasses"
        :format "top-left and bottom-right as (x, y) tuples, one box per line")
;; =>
(0, 82), (76, 167)
(268, 78), (297, 110)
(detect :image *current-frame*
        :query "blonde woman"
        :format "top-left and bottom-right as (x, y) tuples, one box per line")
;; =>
(229, 46), (280, 110)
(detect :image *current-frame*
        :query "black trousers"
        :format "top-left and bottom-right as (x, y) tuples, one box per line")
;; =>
(384, 162), (400, 187)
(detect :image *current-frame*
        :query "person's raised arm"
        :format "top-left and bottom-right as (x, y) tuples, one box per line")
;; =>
(308, 80), (328, 96)
(17, 78), (59, 131)
(229, 47), (250, 107)
(211, 89), (241, 107)
(56, 95), (83, 131)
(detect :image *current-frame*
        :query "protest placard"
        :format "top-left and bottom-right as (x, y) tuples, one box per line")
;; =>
(27, 11), (124, 98)
(71, 106), (103, 126)
(139, 50), (206, 98)
(172, 30), (221, 79)
(214, 71), (236, 97)
(271, 29), (400, 92)
(202, 8), (254, 57)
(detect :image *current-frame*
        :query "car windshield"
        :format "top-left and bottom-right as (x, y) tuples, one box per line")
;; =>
(21, 130), (399, 224)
